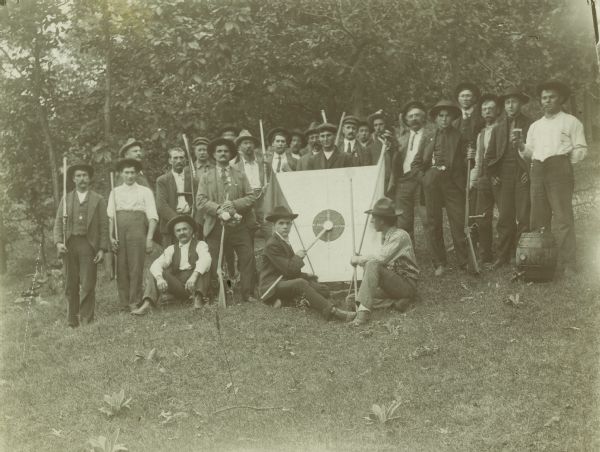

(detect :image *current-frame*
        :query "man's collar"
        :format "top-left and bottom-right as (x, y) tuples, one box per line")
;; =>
(462, 106), (474, 114)
(171, 169), (184, 176)
(275, 231), (290, 243)
(178, 239), (191, 248)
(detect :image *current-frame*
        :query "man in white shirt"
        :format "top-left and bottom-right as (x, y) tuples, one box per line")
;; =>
(267, 127), (296, 173)
(338, 115), (371, 166)
(107, 158), (159, 312)
(133, 215), (211, 315)
(519, 80), (587, 276)
(116, 138), (152, 188)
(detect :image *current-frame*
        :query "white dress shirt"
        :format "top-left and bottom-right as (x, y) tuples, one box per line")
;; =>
(272, 152), (289, 172)
(403, 129), (423, 173)
(150, 240), (211, 280)
(524, 111), (587, 163)
(107, 182), (158, 221)
(172, 170), (189, 212)
(462, 106), (474, 119)
(242, 158), (261, 189)
(343, 139), (357, 154)
(76, 191), (88, 204)
(323, 149), (334, 160)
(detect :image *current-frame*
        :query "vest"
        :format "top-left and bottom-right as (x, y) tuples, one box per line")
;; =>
(171, 238), (198, 273)
(72, 193), (89, 236)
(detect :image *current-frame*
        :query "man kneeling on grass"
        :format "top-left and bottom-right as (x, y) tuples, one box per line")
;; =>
(350, 197), (419, 326)
(259, 206), (355, 321)
(132, 215), (211, 315)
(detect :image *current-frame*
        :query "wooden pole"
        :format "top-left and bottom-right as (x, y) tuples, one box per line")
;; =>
(182, 133), (196, 217)
(259, 120), (269, 185)
(320, 110), (327, 123)
(335, 112), (346, 147)
(62, 157), (67, 246)
(349, 177), (358, 299)
(109, 172), (118, 279)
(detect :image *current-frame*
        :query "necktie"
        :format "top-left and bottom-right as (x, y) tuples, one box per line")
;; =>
(407, 133), (415, 154)
(346, 141), (351, 154)
(276, 155), (281, 172)
(463, 111), (470, 119)
(221, 167), (229, 197)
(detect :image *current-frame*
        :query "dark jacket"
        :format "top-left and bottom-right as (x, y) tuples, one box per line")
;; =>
(336, 139), (372, 167)
(485, 112), (533, 177)
(452, 104), (485, 146)
(156, 167), (198, 235)
(259, 233), (309, 299)
(53, 190), (109, 252)
(390, 125), (434, 181)
(307, 147), (354, 170)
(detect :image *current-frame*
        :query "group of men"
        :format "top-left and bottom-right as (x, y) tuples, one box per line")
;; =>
(53, 79), (587, 327)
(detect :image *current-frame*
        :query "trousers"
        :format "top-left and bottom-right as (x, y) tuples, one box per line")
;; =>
(64, 236), (98, 326)
(395, 175), (428, 239)
(474, 181), (496, 263)
(116, 211), (147, 309)
(142, 268), (210, 305)
(273, 278), (333, 318)
(357, 261), (417, 310)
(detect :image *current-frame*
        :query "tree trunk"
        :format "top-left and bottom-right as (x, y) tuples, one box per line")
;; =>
(102, 0), (112, 146)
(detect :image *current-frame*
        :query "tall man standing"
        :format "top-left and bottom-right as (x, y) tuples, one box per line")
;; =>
(53, 163), (109, 327)
(196, 138), (257, 302)
(308, 123), (353, 170)
(338, 115), (371, 166)
(117, 138), (151, 188)
(518, 81), (587, 276)
(485, 87), (533, 268)
(453, 82), (485, 146)
(108, 158), (159, 312)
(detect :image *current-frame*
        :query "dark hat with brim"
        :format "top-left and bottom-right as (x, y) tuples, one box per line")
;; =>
(304, 121), (321, 138)
(192, 136), (210, 146)
(166, 214), (197, 237)
(235, 130), (260, 147)
(429, 100), (461, 120)
(267, 127), (290, 145)
(115, 158), (142, 173)
(207, 138), (237, 159)
(401, 101), (427, 125)
(479, 93), (500, 106)
(342, 115), (360, 127)
(217, 125), (240, 137)
(289, 128), (306, 146)
(119, 138), (142, 157)
(317, 122), (337, 134)
(265, 205), (298, 223)
(367, 110), (385, 125)
(537, 80), (570, 102)
(498, 87), (529, 105)
(67, 163), (94, 180)
(454, 82), (481, 100)
(365, 197), (403, 217)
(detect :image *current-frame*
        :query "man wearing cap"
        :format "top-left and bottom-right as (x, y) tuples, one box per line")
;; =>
(267, 127), (297, 173)
(453, 82), (485, 146)
(308, 123), (353, 170)
(357, 118), (372, 149)
(116, 138), (151, 188)
(297, 122), (321, 171)
(412, 100), (474, 276)
(350, 197), (419, 326)
(156, 147), (198, 247)
(517, 81), (587, 276)
(193, 137), (215, 174)
(108, 158), (159, 311)
(485, 88), (533, 268)
(389, 101), (432, 240)
(196, 138), (257, 302)
(470, 94), (501, 265)
(53, 163), (109, 327)
(289, 129), (306, 161)
(132, 215), (211, 315)
(259, 206), (355, 321)
(338, 115), (371, 167)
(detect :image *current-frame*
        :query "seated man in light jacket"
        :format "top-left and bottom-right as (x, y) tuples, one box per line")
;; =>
(133, 215), (211, 315)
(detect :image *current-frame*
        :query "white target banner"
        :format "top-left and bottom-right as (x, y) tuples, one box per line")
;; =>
(266, 159), (384, 282)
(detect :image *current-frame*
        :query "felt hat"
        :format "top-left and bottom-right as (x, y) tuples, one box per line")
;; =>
(289, 128), (306, 147)
(192, 136), (210, 146)
(207, 137), (237, 159)
(401, 101), (427, 125)
(342, 115), (360, 127)
(267, 127), (290, 144)
(265, 205), (298, 222)
(498, 87), (530, 105)
(217, 125), (240, 137)
(536, 80), (570, 102)
(118, 138), (142, 157)
(367, 110), (385, 125)
(115, 158), (142, 173)
(304, 121), (321, 138)
(235, 129), (260, 147)
(365, 197), (403, 217)
(166, 214), (197, 236)
(317, 122), (337, 134)
(479, 93), (500, 105)
(67, 162), (94, 180)
(454, 82), (481, 100)
(429, 100), (461, 120)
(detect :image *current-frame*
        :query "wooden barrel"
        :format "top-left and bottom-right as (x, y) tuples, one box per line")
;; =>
(516, 230), (558, 282)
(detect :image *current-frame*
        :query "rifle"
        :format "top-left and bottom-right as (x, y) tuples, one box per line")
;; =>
(259, 119), (269, 185)
(181, 133), (196, 217)
(217, 194), (229, 309)
(464, 155), (480, 275)
(320, 110), (327, 123)
(62, 156), (68, 248)
(109, 172), (118, 280)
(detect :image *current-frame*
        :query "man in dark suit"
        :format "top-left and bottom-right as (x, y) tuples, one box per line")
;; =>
(156, 147), (198, 247)
(196, 138), (257, 302)
(337, 115), (371, 166)
(366, 110), (396, 189)
(389, 101), (431, 239)
(53, 163), (109, 327)
(308, 123), (353, 170)
(412, 100), (474, 276)
(452, 82), (485, 146)
(116, 138), (151, 188)
(485, 88), (533, 268)
(259, 206), (354, 321)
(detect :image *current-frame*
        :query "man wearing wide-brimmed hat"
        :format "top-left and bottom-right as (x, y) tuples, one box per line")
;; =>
(453, 82), (485, 146)
(196, 138), (257, 302)
(132, 214), (211, 315)
(116, 138), (151, 188)
(107, 158), (159, 312)
(337, 115), (371, 167)
(308, 122), (353, 170)
(259, 206), (355, 321)
(289, 129), (306, 161)
(412, 100), (474, 276)
(192, 136), (214, 174)
(349, 197), (419, 326)
(266, 127), (297, 173)
(297, 121), (321, 171)
(517, 80), (587, 277)
(217, 125), (240, 142)
(53, 162), (109, 327)
(484, 87), (533, 269)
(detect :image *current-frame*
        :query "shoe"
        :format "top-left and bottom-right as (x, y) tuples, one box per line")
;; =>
(131, 300), (151, 316)
(193, 293), (204, 310)
(272, 299), (282, 309)
(350, 310), (370, 326)
(434, 265), (446, 277)
(331, 307), (356, 322)
(492, 258), (507, 270)
(392, 298), (412, 312)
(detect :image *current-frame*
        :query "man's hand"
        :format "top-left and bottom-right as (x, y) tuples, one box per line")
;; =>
(350, 255), (361, 266)
(295, 249), (307, 259)
(510, 130), (522, 147)
(56, 243), (68, 255)
(185, 273), (198, 293)
(110, 238), (119, 253)
(491, 176), (501, 186)
(156, 277), (168, 292)
(146, 238), (153, 254)
(177, 203), (191, 214)
(93, 249), (104, 264)
(520, 173), (528, 184)
(222, 200), (234, 211)
(466, 144), (476, 161)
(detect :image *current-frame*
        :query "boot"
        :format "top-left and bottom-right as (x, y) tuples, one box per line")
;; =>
(131, 299), (151, 316)
(330, 306), (356, 322)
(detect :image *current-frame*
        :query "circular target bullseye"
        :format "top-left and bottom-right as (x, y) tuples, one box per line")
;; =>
(312, 210), (344, 242)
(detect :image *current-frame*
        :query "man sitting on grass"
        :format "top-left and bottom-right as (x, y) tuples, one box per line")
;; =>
(259, 206), (355, 322)
(132, 215), (211, 315)
(350, 197), (420, 326)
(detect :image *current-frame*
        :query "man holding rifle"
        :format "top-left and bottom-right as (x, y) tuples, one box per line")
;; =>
(53, 162), (109, 327)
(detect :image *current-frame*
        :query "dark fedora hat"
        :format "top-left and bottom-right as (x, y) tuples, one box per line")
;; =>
(289, 128), (306, 146)
(118, 138), (142, 157)
(192, 136), (210, 147)
(267, 127), (290, 144)
(265, 205), (298, 223)
(365, 197), (402, 217)
(115, 158), (142, 172)
(498, 87), (529, 105)
(454, 82), (481, 100)
(479, 93), (500, 105)
(166, 214), (197, 236)
(317, 122), (337, 134)
(429, 100), (461, 120)
(537, 80), (570, 102)
(217, 124), (240, 137)
(67, 162), (94, 180)
(304, 121), (321, 138)
(235, 129), (260, 147)
(207, 137), (238, 160)
(401, 100), (427, 125)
